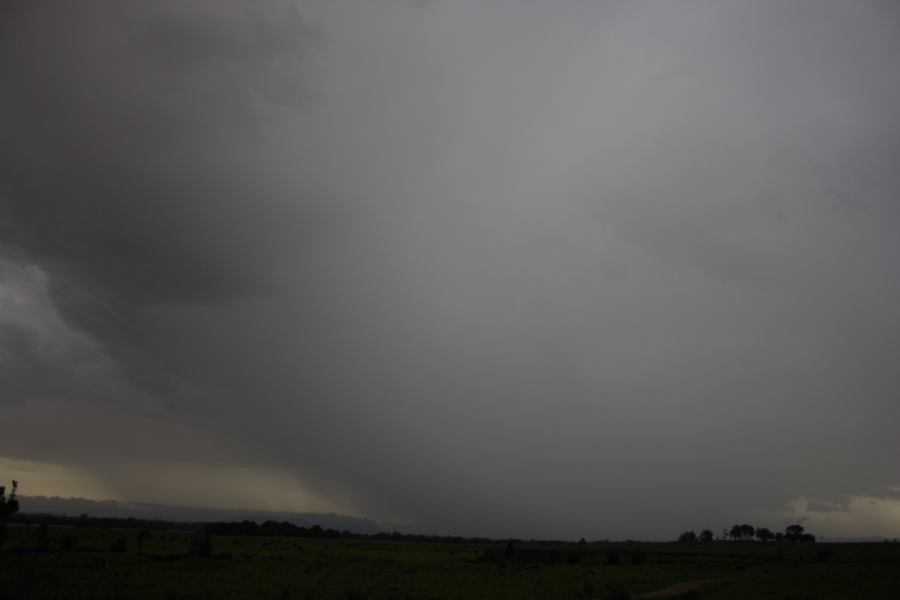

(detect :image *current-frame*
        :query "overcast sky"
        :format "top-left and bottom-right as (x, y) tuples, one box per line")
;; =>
(1, 0), (899, 540)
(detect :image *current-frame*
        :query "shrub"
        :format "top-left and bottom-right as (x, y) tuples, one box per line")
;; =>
(678, 531), (697, 543)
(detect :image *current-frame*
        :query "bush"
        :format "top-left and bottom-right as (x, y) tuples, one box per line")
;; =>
(678, 531), (697, 543)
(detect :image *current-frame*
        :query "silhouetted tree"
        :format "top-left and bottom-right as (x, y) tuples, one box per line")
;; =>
(0, 480), (19, 546)
(699, 529), (714, 542)
(0, 480), (18, 520)
(307, 525), (323, 538)
(678, 530), (697, 543)
(728, 523), (758, 541)
(755, 527), (774, 542)
(784, 524), (805, 542)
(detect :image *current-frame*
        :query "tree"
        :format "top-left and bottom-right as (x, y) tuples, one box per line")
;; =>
(728, 523), (758, 541)
(755, 527), (774, 542)
(0, 480), (19, 546)
(0, 480), (18, 520)
(699, 529), (714, 542)
(785, 524), (805, 542)
(678, 530), (697, 543)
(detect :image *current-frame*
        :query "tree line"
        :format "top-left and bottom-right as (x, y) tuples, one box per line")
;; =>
(204, 519), (498, 544)
(678, 523), (816, 543)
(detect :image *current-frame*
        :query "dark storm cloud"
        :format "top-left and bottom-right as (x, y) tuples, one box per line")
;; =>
(0, 0), (316, 302)
(2, 0), (900, 539)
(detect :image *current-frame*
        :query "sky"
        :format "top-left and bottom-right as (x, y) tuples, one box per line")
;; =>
(1, 0), (899, 541)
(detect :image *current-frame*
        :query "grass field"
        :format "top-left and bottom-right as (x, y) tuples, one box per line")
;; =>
(1, 526), (899, 599)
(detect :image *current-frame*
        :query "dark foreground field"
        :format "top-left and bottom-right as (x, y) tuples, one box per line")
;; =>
(1, 526), (899, 599)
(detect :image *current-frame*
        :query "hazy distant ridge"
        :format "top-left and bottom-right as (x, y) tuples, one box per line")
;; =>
(17, 496), (382, 534)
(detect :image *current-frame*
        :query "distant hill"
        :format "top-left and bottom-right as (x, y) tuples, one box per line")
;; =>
(16, 495), (383, 534)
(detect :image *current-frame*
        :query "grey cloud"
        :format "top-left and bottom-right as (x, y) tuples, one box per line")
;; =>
(0, 0), (333, 332)
(1, 0), (899, 539)
(805, 500), (850, 513)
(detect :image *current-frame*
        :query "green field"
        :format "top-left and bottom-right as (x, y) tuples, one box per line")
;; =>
(1, 526), (898, 599)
